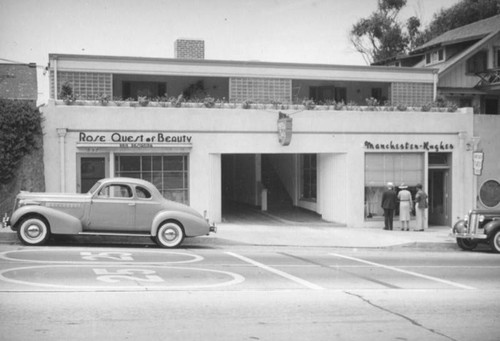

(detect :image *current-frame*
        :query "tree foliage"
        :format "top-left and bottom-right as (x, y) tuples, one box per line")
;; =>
(349, 0), (500, 64)
(349, 0), (421, 64)
(0, 99), (43, 184)
(417, 0), (500, 45)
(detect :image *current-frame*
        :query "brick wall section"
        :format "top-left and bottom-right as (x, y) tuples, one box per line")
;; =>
(0, 64), (38, 100)
(230, 77), (292, 104)
(174, 39), (205, 59)
(391, 82), (434, 106)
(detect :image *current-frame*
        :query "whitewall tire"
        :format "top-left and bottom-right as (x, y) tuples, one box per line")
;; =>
(155, 221), (185, 248)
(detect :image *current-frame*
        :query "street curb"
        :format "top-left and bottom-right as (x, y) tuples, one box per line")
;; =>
(0, 231), (459, 250)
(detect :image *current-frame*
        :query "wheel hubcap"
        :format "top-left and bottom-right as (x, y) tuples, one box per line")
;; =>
(163, 228), (177, 241)
(26, 224), (42, 238)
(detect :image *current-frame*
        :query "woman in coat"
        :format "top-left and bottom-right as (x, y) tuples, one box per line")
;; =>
(397, 183), (413, 231)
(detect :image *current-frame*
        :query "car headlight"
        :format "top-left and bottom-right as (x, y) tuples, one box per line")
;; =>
(478, 215), (485, 223)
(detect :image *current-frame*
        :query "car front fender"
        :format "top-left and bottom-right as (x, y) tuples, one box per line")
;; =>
(484, 219), (500, 238)
(151, 211), (210, 237)
(10, 205), (83, 234)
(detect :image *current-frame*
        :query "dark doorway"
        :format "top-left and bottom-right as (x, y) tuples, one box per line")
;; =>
(79, 157), (106, 193)
(428, 153), (452, 226)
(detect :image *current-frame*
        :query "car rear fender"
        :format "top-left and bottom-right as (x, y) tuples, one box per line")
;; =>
(11, 205), (83, 234)
(151, 211), (210, 237)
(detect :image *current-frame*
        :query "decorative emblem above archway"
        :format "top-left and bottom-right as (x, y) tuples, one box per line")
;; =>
(277, 112), (292, 146)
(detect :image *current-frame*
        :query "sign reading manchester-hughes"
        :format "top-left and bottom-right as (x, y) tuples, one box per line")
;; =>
(364, 141), (454, 152)
(78, 132), (192, 148)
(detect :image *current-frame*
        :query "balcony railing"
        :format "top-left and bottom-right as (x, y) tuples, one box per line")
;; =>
(475, 68), (500, 88)
(54, 97), (460, 113)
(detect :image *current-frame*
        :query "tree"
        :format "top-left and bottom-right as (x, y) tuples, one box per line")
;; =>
(349, 0), (421, 64)
(418, 0), (500, 45)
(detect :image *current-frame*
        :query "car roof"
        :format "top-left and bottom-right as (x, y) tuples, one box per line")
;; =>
(99, 177), (154, 188)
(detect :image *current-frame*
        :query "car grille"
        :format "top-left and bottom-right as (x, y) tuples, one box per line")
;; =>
(468, 213), (478, 235)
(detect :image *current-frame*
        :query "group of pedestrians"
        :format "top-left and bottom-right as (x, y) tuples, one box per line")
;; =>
(381, 182), (428, 231)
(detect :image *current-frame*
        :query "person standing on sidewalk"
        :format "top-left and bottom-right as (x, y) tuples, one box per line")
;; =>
(414, 183), (428, 231)
(381, 182), (397, 230)
(397, 183), (413, 231)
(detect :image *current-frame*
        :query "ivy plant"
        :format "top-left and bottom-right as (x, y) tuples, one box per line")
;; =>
(0, 99), (43, 184)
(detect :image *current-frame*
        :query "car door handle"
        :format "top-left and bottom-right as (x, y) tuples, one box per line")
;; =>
(128, 203), (136, 206)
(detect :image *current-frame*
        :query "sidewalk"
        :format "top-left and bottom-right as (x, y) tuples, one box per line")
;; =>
(209, 223), (456, 249)
(0, 222), (458, 250)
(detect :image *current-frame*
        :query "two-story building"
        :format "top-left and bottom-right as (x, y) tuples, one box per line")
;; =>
(375, 14), (500, 212)
(42, 39), (475, 228)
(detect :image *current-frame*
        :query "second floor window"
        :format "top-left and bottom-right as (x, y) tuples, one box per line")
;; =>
(425, 48), (445, 65)
(467, 51), (488, 74)
(123, 81), (167, 100)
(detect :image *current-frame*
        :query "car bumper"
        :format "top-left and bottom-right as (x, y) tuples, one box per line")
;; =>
(450, 232), (487, 240)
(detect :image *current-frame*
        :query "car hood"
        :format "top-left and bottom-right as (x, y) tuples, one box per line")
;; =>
(17, 192), (91, 202)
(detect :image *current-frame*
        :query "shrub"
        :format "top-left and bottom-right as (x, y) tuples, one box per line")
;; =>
(0, 99), (43, 184)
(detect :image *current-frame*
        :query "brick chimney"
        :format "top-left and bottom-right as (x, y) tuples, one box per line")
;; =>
(174, 39), (205, 59)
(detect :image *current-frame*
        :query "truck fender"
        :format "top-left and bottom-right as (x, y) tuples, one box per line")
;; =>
(151, 211), (209, 237)
(10, 205), (83, 234)
(484, 219), (500, 238)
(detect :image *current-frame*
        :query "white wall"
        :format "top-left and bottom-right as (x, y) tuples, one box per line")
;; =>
(42, 102), (474, 226)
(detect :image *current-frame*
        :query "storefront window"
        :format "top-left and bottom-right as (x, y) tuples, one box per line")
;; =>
(115, 154), (189, 204)
(365, 153), (424, 219)
(301, 154), (317, 201)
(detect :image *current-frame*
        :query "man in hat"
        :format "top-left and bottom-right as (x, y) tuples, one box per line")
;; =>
(381, 182), (397, 230)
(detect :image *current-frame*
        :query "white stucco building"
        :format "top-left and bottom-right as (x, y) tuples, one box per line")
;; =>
(42, 39), (476, 228)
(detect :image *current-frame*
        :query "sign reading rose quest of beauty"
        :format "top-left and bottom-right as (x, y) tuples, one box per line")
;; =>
(78, 132), (193, 148)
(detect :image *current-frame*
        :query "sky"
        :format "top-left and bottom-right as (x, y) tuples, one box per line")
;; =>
(0, 0), (460, 102)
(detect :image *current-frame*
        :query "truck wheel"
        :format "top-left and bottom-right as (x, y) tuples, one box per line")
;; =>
(155, 221), (184, 248)
(17, 216), (50, 246)
(456, 238), (478, 251)
(489, 230), (500, 253)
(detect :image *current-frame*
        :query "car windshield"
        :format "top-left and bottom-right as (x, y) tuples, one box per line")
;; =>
(88, 181), (102, 195)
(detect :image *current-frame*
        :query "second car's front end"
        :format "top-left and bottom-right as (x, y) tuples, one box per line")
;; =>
(452, 210), (489, 240)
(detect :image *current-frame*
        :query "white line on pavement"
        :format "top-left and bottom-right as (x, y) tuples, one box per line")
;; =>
(226, 252), (324, 290)
(329, 253), (476, 290)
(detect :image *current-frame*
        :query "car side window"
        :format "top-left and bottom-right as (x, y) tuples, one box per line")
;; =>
(136, 186), (152, 199)
(98, 185), (132, 199)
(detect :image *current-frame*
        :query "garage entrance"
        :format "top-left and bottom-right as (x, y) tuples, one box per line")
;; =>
(221, 154), (322, 223)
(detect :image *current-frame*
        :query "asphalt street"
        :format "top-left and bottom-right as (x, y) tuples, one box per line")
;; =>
(0, 243), (499, 341)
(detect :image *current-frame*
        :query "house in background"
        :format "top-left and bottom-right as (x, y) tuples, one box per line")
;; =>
(41, 39), (477, 229)
(374, 14), (500, 115)
(374, 15), (500, 211)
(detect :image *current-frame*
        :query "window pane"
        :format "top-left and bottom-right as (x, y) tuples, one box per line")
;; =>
(115, 154), (189, 204)
(119, 156), (140, 171)
(142, 156), (152, 171)
(365, 153), (424, 220)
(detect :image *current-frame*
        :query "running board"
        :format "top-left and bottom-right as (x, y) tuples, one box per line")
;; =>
(78, 232), (151, 237)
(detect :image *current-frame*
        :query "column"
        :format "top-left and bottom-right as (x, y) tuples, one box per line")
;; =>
(57, 128), (67, 192)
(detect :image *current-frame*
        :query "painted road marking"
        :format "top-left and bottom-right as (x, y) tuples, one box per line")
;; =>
(226, 251), (324, 290)
(329, 253), (476, 290)
(0, 249), (203, 264)
(0, 265), (245, 291)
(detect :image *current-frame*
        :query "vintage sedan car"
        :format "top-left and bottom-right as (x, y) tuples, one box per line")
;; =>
(3, 178), (216, 248)
(452, 209), (500, 253)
